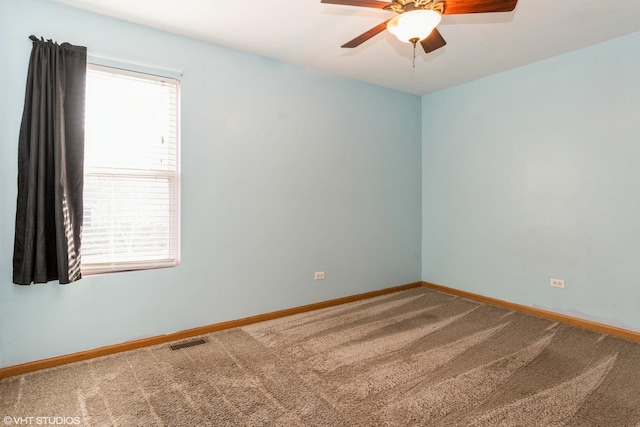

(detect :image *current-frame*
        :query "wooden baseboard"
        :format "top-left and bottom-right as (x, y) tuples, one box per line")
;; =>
(0, 282), (422, 380)
(422, 281), (640, 342)
(5, 280), (637, 380)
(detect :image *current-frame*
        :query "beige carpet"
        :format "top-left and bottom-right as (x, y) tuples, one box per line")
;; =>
(2, 287), (640, 426)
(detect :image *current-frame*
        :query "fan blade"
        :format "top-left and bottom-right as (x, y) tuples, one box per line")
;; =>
(442, 0), (518, 14)
(321, 0), (390, 9)
(342, 20), (391, 48)
(420, 28), (447, 53)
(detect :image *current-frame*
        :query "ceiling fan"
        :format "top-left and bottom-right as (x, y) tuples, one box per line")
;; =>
(321, 0), (518, 56)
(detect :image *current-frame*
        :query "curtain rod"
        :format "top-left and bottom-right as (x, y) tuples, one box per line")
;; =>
(87, 52), (183, 78)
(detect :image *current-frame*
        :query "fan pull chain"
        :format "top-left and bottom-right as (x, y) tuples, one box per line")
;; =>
(413, 42), (416, 68)
(410, 37), (418, 68)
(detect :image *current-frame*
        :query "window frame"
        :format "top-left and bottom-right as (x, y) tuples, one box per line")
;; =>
(81, 63), (181, 276)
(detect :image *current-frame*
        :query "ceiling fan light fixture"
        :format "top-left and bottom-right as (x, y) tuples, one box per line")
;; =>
(386, 9), (441, 44)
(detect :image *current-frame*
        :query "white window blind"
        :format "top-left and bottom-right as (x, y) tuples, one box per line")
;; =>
(83, 64), (180, 275)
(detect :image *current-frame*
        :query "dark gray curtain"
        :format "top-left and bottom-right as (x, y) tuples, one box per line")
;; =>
(13, 36), (87, 285)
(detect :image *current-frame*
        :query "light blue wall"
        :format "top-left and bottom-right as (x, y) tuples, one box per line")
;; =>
(422, 32), (640, 331)
(0, 0), (422, 368)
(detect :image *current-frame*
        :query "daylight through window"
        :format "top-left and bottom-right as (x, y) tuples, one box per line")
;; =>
(82, 64), (180, 274)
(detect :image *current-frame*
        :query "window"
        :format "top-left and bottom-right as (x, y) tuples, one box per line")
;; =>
(82, 64), (180, 275)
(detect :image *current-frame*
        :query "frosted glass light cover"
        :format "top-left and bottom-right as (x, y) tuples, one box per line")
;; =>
(387, 10), (442, 43)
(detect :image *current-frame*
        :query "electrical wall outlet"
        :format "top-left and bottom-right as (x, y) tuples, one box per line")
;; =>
(550, 278), (565, 288)
(314, 272), (325, 280)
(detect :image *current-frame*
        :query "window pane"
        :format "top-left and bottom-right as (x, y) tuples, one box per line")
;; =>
(85, 70), (177, 171)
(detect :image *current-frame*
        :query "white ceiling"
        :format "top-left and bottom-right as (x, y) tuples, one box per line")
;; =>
(52, 0), (640, 95)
